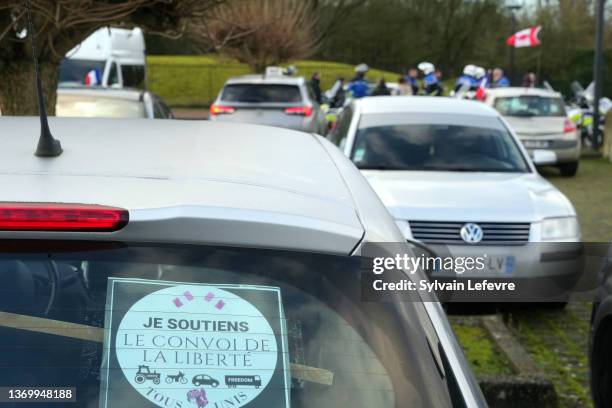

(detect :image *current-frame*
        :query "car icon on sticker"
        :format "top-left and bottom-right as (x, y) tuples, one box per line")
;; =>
(192, 374), (219, 388)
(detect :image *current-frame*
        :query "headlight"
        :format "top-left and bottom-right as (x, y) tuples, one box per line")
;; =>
(541, 217), (580, 240)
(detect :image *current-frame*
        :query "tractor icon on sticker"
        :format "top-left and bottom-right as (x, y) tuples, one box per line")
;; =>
(134, 365), (161, 385)
(225, 375), (262, 389)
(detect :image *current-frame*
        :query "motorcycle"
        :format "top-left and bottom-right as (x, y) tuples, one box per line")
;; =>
(567, 80), (611, 148)
(166, 371), (188, 384)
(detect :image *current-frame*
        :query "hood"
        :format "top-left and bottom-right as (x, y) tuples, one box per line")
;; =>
(503, 116), (565, 137)
(361, 170), (574, 222)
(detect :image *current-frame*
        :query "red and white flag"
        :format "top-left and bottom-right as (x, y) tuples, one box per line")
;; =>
(507, 26), (542, 48)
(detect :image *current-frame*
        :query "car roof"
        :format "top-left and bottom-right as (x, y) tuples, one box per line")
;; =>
(486, 87), (563, 98)
(354, 96), (500, 117)
(0, 118), (402, 253)
(57, 87), (146, 102)
(225, 75), (305, 86)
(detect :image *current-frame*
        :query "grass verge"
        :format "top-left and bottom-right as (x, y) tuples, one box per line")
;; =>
(147, 55), (400, 107)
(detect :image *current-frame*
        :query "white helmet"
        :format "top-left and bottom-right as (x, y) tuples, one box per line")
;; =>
(355, 63), (369, 73)
(418, 62), (435, 75)
(475, 66), (487, 79)
(463, 64), (477, 77)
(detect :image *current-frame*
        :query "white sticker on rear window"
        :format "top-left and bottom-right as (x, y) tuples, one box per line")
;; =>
(100, 279), (289, 408)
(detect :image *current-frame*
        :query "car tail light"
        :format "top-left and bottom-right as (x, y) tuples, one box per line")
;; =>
(209, 105), (236, 116)
(0, 203), (128, 232)
(284, 106), (313, 117)
(564, 118), (577, 134)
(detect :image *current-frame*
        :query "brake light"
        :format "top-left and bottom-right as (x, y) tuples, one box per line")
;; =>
(564, 118), (577, 134)
(284, 106), (313, 117)
(209, 105), (236, 116)
(0, 203), (128, 231)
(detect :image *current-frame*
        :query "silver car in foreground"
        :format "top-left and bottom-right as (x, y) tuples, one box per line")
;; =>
(0, 117), (483, 407)
(485, 87), (580, 177)
(210, 72), (326, 133)
(330, 96), (582, 302)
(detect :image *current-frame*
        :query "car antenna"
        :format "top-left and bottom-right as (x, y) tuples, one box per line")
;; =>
(25, 0), (62, 157)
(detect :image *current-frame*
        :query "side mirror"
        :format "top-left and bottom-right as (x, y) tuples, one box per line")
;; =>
(532, 149), (557, 166)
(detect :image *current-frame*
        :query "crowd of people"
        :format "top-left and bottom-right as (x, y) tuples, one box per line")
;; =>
(309, 62), (538, 109)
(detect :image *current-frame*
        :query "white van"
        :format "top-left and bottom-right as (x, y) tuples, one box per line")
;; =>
(59, 27), (146, 89)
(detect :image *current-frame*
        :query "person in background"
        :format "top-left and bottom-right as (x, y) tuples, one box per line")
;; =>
(435, 69), (445, 94)
(522, 72), (537, 88)
(418, 62), (443, 96)
(372, 79), (391, 96)
(394, 77), (413, 96)
(348, 63), (370, 99)
(326, 76), (346, 108)
(454, 65), (477, 93)
(491, 68), (510, 88)
(310, 71), (323, 103)
(406, 68), (420, 95)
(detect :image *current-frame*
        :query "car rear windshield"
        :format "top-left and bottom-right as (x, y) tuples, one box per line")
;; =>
(493, 95), (566, 117)
(352, 121), (529, 172)
(56, 95), (146, 118)
(221, 84), (303, 103)
(0, 241), (458, 408)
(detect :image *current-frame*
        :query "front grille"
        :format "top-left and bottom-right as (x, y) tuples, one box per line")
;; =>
(409, 220), (530, 245)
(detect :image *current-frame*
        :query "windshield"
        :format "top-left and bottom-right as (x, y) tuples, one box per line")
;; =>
(493, 95), (566, 117)
(59, 59), (105, 86)
(352, 123), (529, 172)
(221, 84), (303, 103)
(0, 242), (457, 408)
(56, 94), (146, 118)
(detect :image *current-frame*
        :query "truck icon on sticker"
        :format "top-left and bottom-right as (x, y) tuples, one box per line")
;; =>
(225, 375), (262, 389)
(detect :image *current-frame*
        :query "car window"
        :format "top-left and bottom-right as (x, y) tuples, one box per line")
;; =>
(493, 95), (566, 117)
(120, 64), (146, 89)
(351, 123), (529, 173)
(0, 242), (457, 408)
(56, 94), (146, 118)
(221, 84), (303, 103)
(108, 62), (119, 86)
(59, 59), (105, 86)
(153, 98), (173, 119)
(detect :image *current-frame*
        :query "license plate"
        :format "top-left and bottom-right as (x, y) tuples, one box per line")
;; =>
(431, 256), (515, 275)
(523, 140), (550, 149)
(486, 256), (515, 275)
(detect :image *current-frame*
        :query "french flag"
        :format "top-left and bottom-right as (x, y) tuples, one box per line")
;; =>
(507, 26), (542, 48)
(84, 69), (101, 86)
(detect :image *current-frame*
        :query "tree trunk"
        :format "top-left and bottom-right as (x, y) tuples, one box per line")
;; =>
(0, 59), (59, 116)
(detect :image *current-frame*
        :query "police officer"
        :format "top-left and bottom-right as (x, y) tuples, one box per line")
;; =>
(454, 65), (477, 94)
(348, 63), (370, 99)
(418, 62), (443, 96)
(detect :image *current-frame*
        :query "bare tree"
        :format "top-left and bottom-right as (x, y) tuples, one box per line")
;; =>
(194, 0), (320, 73)
(0, 0), (223, 115)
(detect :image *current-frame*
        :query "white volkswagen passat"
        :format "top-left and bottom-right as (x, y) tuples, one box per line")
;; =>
(329, 96), (582, 300)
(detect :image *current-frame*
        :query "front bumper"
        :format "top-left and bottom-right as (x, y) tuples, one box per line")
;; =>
(426, 242), (583, 279)
(421, 242), (584, 302)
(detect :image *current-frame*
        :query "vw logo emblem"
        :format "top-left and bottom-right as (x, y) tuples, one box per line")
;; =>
(460, 223), (483, 244)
